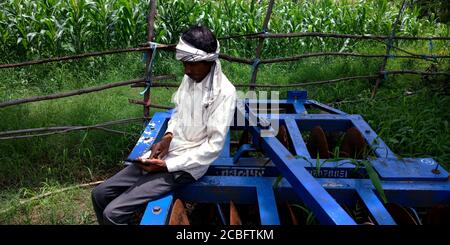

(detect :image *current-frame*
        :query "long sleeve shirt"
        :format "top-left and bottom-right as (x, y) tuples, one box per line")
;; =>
(163, 72), (236, 180)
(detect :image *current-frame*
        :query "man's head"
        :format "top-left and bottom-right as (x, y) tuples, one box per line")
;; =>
(182, 61), (213, 83)
(181, 26), (217, 53)
(176, 26), (218, 82)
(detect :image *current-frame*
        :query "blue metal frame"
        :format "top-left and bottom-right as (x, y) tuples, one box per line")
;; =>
(141, 194), (173, 225)
(131, 91), (450, 225)
(141, 176), (450, 225)
(126, 111), (171, 164)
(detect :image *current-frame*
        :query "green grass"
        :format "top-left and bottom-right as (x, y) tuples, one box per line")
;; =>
(0, 0), (449, 225)
(0, 53), (182, 188)
(0, 48), (448, 224)
(0, 184), (97, 224)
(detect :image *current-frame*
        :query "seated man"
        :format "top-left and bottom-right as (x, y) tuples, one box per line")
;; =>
(91, 25), (237, 225)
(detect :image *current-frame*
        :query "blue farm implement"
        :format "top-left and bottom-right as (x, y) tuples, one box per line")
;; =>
(125, 91), (450, 225)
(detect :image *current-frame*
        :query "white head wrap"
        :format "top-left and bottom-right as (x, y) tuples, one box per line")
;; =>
(173, 37), (222, 108)
(175, 37), (219, 62)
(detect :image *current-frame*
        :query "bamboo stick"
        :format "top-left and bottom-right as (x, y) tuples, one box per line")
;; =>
(0, 45), (172, 69)
(0, 75), (172, 109)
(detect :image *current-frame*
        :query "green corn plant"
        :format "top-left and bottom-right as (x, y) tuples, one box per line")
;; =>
(290, 203), (317, 225)
(295, 154), (330, 177)
(359, 159), (388, 204)
(61, 0), (97, 53)
(1, 0), (446, 61)
(273, 174), (283, 189)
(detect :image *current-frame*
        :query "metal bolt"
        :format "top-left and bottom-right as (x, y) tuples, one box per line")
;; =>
(421, 158), (435, 166)
(432, 169), (441, 174)
(432, 162), (441, 174)
(144, 137), (150, 141)
(152, 206), (161, 215)
(365, 130), (370, 134)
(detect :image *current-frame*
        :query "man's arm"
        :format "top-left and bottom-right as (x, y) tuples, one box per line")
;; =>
(147, 98), (179, 159)
(165, 91), (236, 172)
(136, 83), (184, 171)
(165, 110), (178, 137)
(165, 80), (185, 137)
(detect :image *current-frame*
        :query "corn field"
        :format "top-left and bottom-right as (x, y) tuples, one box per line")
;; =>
(0, 0), (449, 62)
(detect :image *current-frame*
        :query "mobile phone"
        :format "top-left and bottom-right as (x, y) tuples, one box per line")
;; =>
(125, 150), (152, 164)
(141, 150), (152, 159)
(125, 158), (143, 164)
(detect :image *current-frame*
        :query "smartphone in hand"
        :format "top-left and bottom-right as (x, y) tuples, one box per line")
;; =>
(140, 150), (152, 159)
(125, 150), (152, 164)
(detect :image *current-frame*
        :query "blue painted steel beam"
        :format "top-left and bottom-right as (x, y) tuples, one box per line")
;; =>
(135, 93), (449, 226)
(260, 135), (356, 224)
(213, 157), (360, 173)
(256, 181), (281, 225)
(176, 176), (450, 209)
(127, 101), (445, 182)
(213, 157), (271, 166)
(209, 157), (278, 177)
(257, 113), (351, 120)
(287, 91), (308, 101)
(240, 101), (356, 224)
(355, 187), (396, 225)
(210, 157), (361, 178)
(236, 100), (356, 224)
(278, 177), (450, 208)
(243, 98), (347, 115)
(176, 176), (281, 225)
(287, 91), (307, 114)
(257, 113), (354, 132)
(138, 176), (448, 224)
(140, 194), (173, 225)
(233, 144), (256, 163)
(245, 97), (343, 114)
(369, 158), (449, 181)
(292, 101), (307, 115)
(126, 112), (170, 162)
(177, 184), (257, 204)
(284, 118), (310, 158)
(236, 112), (447, 181)
(246, 99), (289, 104)
(304, 100), (348, 115)
(349, 115), (447, 180)
(349, 115), (396, 159)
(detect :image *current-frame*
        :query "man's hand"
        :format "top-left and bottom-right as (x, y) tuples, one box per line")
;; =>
(136, 158), (167, 172)
(135, 133), (172, 172)
(149, 133), (173, 159)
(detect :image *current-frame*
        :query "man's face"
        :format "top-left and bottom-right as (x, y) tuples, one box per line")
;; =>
(182, 61), (213, 82)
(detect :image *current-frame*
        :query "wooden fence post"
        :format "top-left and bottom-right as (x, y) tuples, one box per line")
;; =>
(249, 0), (275, 91)
(143, 0), (157, 119)
(371, 0), (409, 99)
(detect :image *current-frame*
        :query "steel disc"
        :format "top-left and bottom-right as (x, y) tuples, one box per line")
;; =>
(385, 203), (418, 225)
(340, 127), (368, 159)
(230, 201), (242, 225)
(307, 126), (330, 159)
(277, 125), (291, 151)
(169, 199), (190, 225)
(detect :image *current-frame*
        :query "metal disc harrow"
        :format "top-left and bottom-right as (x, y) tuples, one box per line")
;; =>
(125, 91), (450, 225)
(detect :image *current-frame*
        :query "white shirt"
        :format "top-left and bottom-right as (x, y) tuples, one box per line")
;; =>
(164, 72), (236, 180)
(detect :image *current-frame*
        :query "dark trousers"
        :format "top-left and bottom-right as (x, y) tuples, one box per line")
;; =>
(91, 164), (195, 225)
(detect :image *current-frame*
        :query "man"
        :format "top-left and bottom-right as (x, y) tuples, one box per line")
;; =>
(91, 25), (237, 225)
